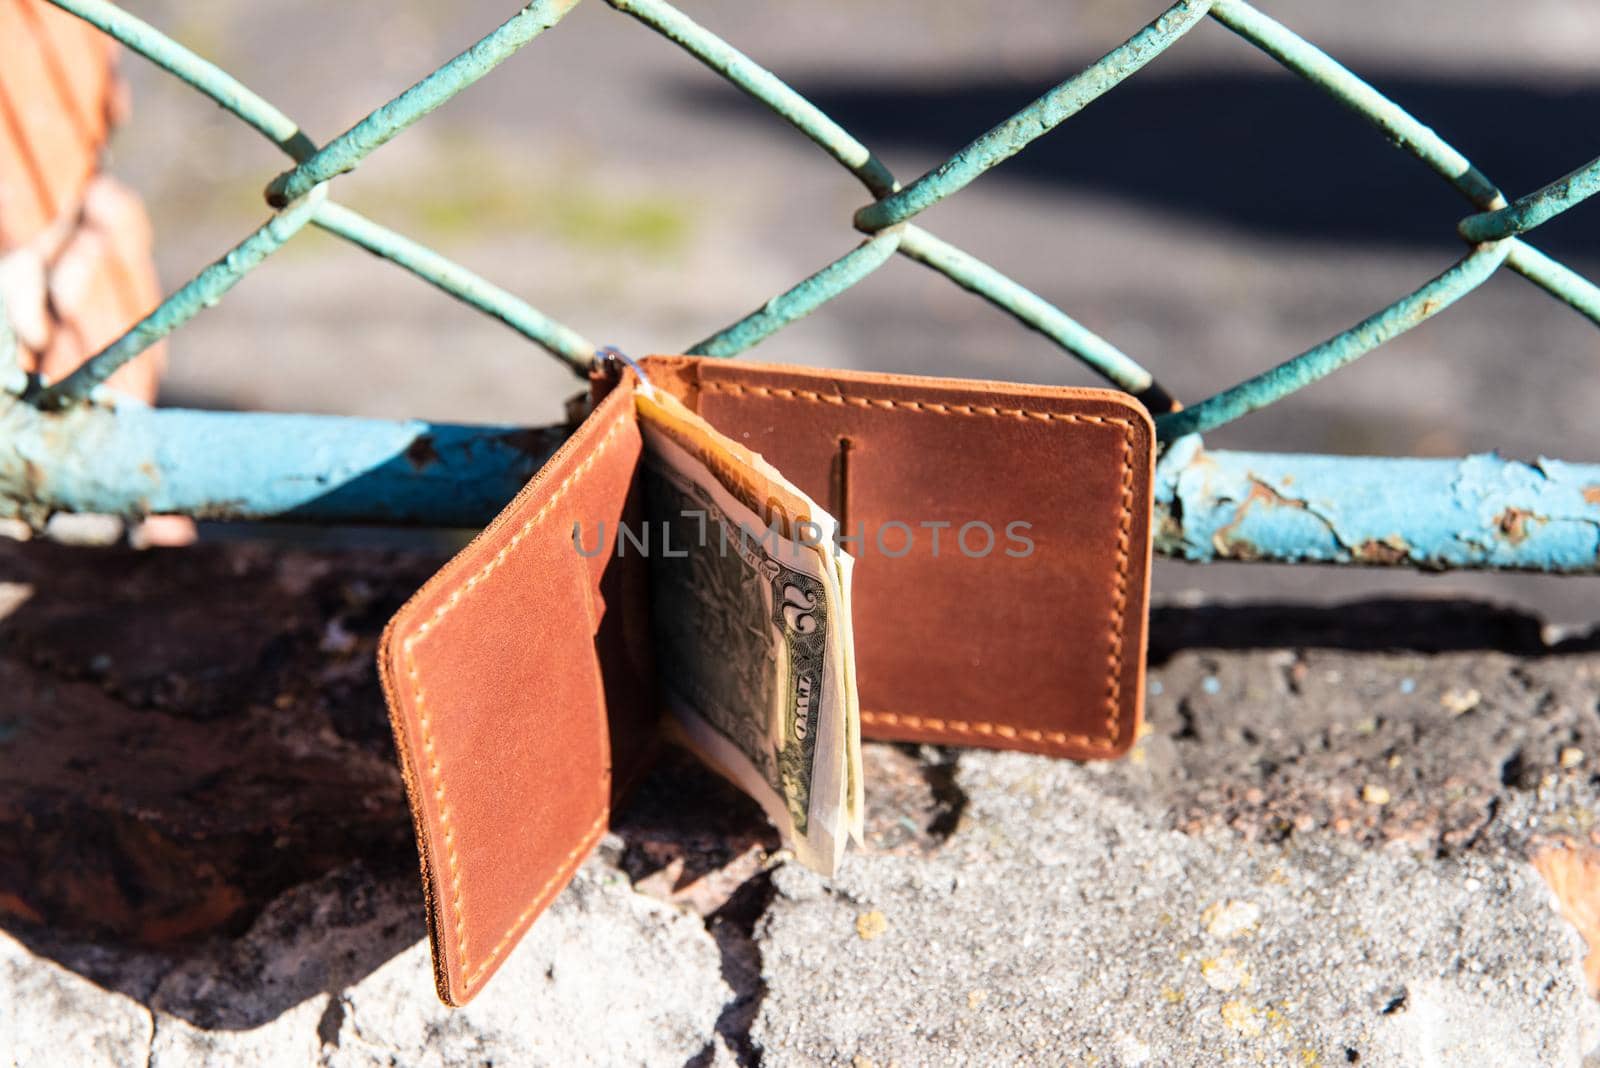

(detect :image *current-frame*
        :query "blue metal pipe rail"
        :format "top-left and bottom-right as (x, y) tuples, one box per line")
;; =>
(4, 0), (1600, 572)
(4, 393), (1599, 573)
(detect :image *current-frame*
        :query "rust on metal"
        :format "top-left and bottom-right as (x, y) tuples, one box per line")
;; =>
(404, 435), (441, 471)
(1354, 536), (1411, 565)
(1495, 507), (1541, 545)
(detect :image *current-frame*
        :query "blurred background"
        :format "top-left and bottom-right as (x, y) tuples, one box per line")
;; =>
(105, 0), (1600, 619)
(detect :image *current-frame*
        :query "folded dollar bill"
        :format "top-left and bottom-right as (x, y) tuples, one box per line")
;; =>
(635, 386), (862, 875)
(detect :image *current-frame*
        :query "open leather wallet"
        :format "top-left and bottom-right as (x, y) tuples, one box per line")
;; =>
(378, 355), (1156, 1005)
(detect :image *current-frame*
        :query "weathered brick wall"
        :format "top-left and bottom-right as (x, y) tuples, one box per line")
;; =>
(0, 0), (163, 402)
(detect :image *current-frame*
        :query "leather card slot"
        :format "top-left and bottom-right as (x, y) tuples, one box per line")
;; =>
(640, 356), (1154, 761)
(378, 381), (647, 1005)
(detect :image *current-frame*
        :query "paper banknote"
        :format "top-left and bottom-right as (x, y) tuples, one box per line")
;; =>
(635, 386), (861, 874)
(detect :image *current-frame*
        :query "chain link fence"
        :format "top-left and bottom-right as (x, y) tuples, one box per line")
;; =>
(3, 0), (1600, 571)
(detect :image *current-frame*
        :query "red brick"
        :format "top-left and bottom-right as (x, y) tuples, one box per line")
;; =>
(41, 177), (163, 402)
(0, 243), (49, 350)
(0, 0), (116, 250)
(23, 0), (115, 139)
(0, 10), (55, 247)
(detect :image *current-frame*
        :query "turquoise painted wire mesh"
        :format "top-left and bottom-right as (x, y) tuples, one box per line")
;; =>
(30, 0), (1600, 444)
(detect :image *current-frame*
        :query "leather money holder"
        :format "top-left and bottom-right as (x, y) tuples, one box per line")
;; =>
(379, 355), (1156, 1004)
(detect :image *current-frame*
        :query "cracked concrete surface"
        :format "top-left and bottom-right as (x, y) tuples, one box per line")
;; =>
(4, 541), (1600, 1065)
(756, 756), (1597, 1066)
(3, 860), (731, 1067)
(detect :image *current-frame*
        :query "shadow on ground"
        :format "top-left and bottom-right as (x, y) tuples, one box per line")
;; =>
(688, 68), (1600, 257)
(0, 538), (773, 1028)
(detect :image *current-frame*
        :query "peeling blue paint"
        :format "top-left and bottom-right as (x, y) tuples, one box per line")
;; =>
(20, 0), (1600, 567)
(1160, 448), (1600, 572)
(6, 391), (1600, 572)
(0, 395), (561, 527)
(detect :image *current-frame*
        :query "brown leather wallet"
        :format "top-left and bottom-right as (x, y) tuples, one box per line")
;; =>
(379, 356), (1155, 1004)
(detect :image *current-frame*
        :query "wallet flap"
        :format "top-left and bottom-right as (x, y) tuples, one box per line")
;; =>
(378, 381), (650, 1005)
(641, 356), (1155, 759)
